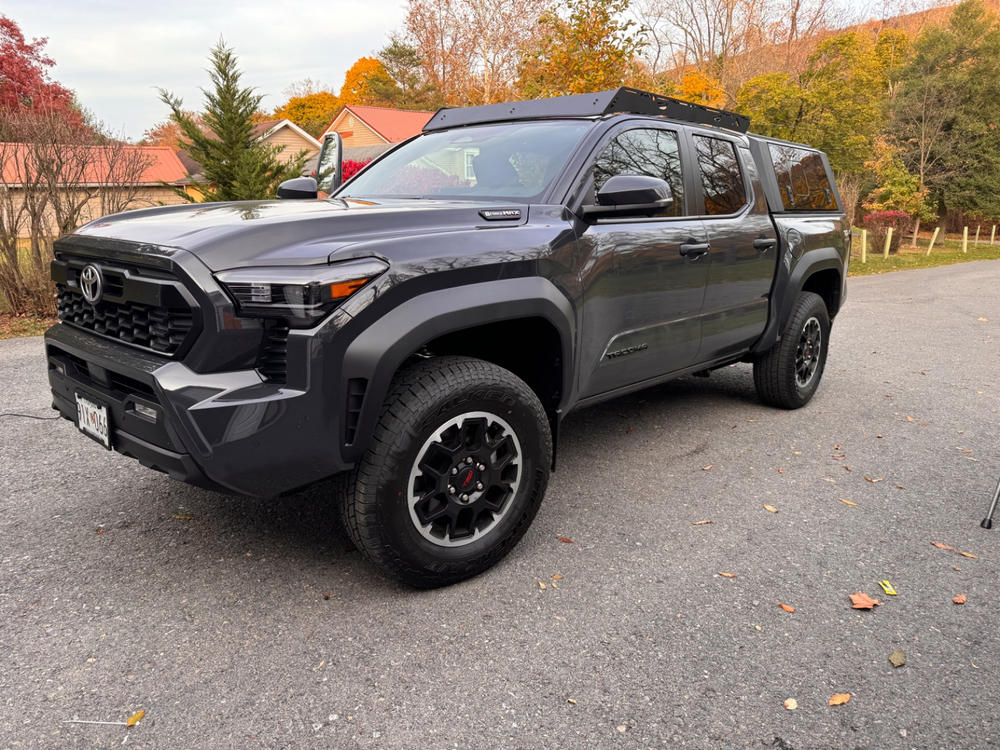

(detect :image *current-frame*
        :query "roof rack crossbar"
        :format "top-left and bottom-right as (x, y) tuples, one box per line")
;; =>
(423, 87), (750, 134)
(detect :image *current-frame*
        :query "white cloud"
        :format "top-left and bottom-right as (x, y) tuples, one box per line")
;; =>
(4, 0), (407, 139)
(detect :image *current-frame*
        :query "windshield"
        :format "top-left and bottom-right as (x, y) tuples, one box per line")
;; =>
(335, 121), (592, 202)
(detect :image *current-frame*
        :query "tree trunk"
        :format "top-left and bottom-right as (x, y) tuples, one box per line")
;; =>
(911, 216), (921, 247)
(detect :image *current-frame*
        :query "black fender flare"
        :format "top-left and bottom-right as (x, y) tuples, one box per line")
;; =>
(751, 246), (844, 355)
(339, 277), (576, 463)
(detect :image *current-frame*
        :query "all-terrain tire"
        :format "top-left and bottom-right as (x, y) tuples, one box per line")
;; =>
(339, 356), (551, 588)
(753, 291), (830, 409)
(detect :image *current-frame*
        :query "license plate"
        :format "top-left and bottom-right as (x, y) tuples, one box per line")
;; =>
(76, 393), (111, 449)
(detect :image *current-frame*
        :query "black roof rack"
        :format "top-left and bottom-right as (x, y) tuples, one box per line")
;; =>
(423, 87), (750, 134)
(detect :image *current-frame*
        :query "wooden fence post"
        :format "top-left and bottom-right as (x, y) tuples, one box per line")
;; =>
(883, 227), (893, 259)
(861, 229), (867, 264)
(975, 225), (981, 246)
(992, 225), (996, 245)
(926, 226), (940, 256)
(962, 226), (968, 254)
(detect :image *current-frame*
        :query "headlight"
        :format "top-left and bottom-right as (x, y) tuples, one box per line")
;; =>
(215, 258), (388, 327)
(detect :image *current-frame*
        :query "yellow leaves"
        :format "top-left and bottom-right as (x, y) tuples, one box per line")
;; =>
(677, 70), (727, 108)
(718, 572), (736, 578)
(840, 499), (857, 506)
(763, 504), (778, 513)
(784, 698), (798, 710)
(829, 693), (851, 706)
(126, 710), (145, 728)
(888, 650), (906, 668)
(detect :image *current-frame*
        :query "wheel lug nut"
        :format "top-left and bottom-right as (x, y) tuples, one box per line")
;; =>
(465, 457), (473, 464)
(476, 482), (483, 490)
(448, 485), (456, 494)
(450, 467), (458, 475)
(476, 463), (485, 471)
(460, 494), (469, 502)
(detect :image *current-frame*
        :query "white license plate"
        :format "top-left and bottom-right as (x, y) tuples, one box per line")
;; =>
(76, 394), (111, 449)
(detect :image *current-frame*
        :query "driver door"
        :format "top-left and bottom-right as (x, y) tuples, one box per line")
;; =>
(575, 125), (710, 399)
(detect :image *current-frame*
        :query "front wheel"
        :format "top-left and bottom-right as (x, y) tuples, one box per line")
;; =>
(339, 356), (551, 588)
(753, 291), (831, 409)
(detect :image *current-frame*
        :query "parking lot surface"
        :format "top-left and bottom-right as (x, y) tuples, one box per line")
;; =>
(1, 261), (998, 749)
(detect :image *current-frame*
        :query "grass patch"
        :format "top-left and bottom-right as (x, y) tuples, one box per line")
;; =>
(849, 235), (1000, 276)
(0, 314), (56, 340)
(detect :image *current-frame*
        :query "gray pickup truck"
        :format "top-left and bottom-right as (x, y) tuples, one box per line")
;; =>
(45, 87), (848, 587)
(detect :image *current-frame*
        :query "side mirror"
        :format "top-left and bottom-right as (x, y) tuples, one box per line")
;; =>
(582, 175), (674, 218)
(316, 132), (343, 194)
(277, 176), (318, 200)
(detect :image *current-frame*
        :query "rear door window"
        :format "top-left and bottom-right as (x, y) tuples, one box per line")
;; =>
(768, 144), (838, 211)
(694, 136), (747, 215)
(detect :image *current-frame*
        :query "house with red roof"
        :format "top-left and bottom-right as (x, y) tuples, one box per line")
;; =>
(0, 143), (191, 238)
(319, 105), (433, 157)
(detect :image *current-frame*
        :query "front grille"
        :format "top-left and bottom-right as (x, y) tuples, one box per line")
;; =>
(56, 286), (194, 355)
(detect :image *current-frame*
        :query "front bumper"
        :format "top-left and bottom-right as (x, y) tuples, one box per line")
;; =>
(45, 323), (352, 496)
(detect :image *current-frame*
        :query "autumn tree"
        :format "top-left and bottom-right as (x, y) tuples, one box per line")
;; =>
(861, 137), (935, 243)
(893, 0), (1000, 220)
(340, 57), (388, 105)
(403, 0), (475, 104)
(517, 0), (645, 98)
(159, 41), (307, 201)
(273, 91), (339, 137)
(0, 15), (84, 129)
(141, 112), (203, 149)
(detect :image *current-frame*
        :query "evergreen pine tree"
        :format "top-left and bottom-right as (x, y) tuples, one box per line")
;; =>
(159, 40), (307, 201)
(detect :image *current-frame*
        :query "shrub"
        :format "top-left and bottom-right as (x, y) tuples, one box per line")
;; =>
(862, 210), (911, 254)
(342, 159), (371, 181)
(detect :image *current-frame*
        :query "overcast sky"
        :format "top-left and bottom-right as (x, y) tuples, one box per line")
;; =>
(4, 0), (408, 140)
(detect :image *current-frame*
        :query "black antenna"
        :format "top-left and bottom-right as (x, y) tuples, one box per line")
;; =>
(424, 87), (750, 134)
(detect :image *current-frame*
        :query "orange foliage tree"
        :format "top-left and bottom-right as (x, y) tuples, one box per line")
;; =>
(274, 91), (340, 137)
(340, 57), (390, 106)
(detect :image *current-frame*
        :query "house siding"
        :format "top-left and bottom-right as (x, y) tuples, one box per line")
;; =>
(334, 113), (387, 148)
(264, 129), (320, 163)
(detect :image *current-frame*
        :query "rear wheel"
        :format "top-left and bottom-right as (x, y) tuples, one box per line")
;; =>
(753, 291), (830, 409)
(340, 356), (551, 588)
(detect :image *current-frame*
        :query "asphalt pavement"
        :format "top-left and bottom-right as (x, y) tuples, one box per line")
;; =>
(1, 261), (998, 750)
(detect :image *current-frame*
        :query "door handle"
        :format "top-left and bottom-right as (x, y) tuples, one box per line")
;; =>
(754, 238), (777, 251)
(679, 242), (710, 257)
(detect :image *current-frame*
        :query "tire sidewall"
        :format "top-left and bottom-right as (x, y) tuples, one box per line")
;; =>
(787, 296), (830, 405)
(370, 380), (549, 576)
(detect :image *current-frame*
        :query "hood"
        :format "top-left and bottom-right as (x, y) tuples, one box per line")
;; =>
(73, 198), (528, 271)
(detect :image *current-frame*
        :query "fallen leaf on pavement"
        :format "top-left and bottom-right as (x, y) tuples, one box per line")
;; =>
(779, 602), (795, 613)
(888, 650), (906, 668)
(876, 434), (883, 438)
(793, 451), (802, 456)
(953, 594), (967, 605)
(959, 551), (978, 559)
(616, 725), (627, 733)
(784, 698), (798, 710)
(840, 499), (857, 506)
(864, 476), (885, 483)
(703, 465), (713, 471)
(978, 317), (989, 322)
(538, 581), (547, 590)
(850, 592), (880, 609)
(718, 572), (736, 578)
(822, 477), (837, 483)
(172, 514), (194, 520)
(829, 693), (851, 706)
(692, 520), (713, 525)
(567, 698), (577, 704)
(126, 710), (145, 727)
(931, 541), (955, 551)
(953, 566), (962, 572)
(557, 536), (574, 544)
(552, 573), (563, 580)
(777, 467), (784, 474)
(844, 466), (852, 472)
(764, 505), (778, 513)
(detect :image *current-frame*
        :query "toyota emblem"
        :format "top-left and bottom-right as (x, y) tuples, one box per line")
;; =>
(79, 264), (103, 305)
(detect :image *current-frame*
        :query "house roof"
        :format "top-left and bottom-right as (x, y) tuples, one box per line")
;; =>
(1, 143), (189, 186)
(252, 118), (322, 148)
(325, 106), (434, 143)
